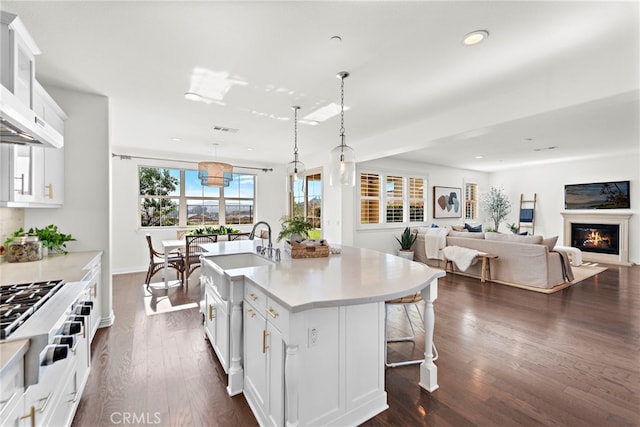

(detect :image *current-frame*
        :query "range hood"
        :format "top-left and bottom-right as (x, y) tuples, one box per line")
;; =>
(0, 85), (63, 149)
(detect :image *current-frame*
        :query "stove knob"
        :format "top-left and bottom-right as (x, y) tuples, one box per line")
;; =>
(41, 344), (69, 365)
(74, 305), (91, 315)
(53, 335), (76, 348)
(60, 321), (82, 335)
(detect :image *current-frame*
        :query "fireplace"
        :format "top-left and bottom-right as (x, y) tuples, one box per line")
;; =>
(570, 223), (619, 255)
(562, 212), (632, 266)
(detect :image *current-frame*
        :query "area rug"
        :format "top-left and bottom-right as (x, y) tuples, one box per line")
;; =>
(142, 285), (199, 316)
(443, 263), (607, 294)
(497, 263), (608, 294)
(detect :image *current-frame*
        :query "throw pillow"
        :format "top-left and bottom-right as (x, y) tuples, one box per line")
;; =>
(412, 227), (430, 235)
(451, 225), (466, 231)
(465, 223), (483, 232)
(542, 236), (558, 251)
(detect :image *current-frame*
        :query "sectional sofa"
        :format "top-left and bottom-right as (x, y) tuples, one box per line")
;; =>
(414, 229), (568, 291)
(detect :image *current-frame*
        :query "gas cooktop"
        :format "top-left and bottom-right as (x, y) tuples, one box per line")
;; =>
(0, 279), (65, 340)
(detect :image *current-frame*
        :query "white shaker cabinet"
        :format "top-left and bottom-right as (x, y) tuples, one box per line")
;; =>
(243, 282), (284, 427)
(1, 11), (38, 108)
(201, 258), (233, 374)
(0, 143), (40, 204)
(0, 143), (63, 207)
(204, 283), (230, 372)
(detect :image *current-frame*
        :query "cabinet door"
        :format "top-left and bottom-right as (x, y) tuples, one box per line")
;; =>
(41, 146), (64, 205)
(244, 306), (267, 410)
(213, 296), (229, 372)
(5, 144), (38, 202)
(267, 323), (284, 427)
(204, 287), (216, 344)
(13, 35), (35, 108)
(0, 391), (26, 427)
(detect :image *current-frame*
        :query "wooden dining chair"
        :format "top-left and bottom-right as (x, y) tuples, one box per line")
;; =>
(227, 232), (251, 241)
(145, 234), (185, 288)
(184, 234), (219, 291)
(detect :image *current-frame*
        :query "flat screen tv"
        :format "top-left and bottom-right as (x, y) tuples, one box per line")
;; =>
(564, 180), (630, 209)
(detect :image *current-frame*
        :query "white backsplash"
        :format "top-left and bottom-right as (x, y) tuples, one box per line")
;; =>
(0, 207), (25, 248)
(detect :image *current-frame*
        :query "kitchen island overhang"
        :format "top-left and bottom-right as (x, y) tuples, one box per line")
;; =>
(200, 240), (444, 426)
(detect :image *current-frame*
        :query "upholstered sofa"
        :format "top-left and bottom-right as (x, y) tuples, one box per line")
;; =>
(414, 230), (568, 290)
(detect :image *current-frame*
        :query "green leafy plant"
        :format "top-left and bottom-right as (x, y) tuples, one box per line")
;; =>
(277, 216), (315, 242)
(187, 225), (240, 235)
(3, 227), (30, 247)
(481, 186), (512, 232)
(395, 227), (418, 250)
(28, 224), (76, 254)
(507, 223), (519, 234)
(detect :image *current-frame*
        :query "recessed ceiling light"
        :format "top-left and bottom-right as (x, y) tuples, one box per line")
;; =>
(171, 137), (182, 142)
(463, 30), (489, 46)
(330, 35), (342, 42)
(475, 155), (484, 159)
(247, 147), (254, 151)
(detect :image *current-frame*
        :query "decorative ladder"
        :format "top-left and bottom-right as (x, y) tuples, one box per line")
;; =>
(518, 193), (537, 235)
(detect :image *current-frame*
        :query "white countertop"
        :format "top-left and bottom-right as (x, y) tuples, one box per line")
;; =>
(201, 240), (445, 313)
(0, 251), (103, 284)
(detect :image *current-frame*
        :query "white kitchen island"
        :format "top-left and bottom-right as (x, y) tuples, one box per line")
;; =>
(199, 240), (445, 427)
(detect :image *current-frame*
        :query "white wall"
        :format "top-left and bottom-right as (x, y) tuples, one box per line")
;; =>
(111, 156), (287, 273)
(25, 86), (113, 323)
(490, 151), (640, 264)
(350, 158), (490, 255)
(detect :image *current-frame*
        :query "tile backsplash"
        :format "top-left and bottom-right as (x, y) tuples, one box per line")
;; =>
(0, 208), (25, 246)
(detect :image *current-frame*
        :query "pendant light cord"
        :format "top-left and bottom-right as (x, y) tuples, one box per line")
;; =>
(340, 76), (345, 137)
(294, 107), (299, 158)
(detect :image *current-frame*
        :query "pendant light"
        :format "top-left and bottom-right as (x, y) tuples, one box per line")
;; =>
(329, 71), (355, 186)
(286, 106), (305, 180)
(198, 143), (233, 187)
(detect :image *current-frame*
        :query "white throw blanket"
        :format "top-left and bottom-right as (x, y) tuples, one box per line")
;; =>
(442, 245), (480, 271)
(424, 227), (449, 260)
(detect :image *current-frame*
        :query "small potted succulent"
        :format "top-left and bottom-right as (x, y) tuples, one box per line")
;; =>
(395, 227), (417, 260)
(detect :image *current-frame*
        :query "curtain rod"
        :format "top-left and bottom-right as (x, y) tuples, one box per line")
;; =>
(111, 153), (274, 172)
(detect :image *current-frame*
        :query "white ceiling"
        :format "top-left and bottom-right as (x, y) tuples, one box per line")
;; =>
(4, 1), (639, 172)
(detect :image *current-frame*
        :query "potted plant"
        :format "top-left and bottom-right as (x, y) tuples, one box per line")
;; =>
(28, 224), (75, 255)
(481, 186), (512, 232)
(277, 215), (314, 244)
(395, 227), (417, 260)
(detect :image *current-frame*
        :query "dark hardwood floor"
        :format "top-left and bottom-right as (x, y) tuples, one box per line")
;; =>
(72, 264), (640, 426)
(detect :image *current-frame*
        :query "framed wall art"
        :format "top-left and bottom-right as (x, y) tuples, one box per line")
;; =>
(433, 186), (462, 218)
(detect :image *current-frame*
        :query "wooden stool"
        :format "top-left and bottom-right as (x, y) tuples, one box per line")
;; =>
(480, 253), (498, 283)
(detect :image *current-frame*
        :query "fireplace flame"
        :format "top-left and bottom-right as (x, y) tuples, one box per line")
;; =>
(583, 230), (611, 249)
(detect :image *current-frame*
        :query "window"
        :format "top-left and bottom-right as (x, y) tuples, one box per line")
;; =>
(465, 182), (478, 220)
(359, 171), (426, 226)
(139, 166), (256, 228)
(224, 173), (255, 224)
(409, 177), (425, 222)
(139, 167), (180, 227)
(360, 173), (380, 224)
(288, 171), (323, 239)
(386, 175), (404, 223)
